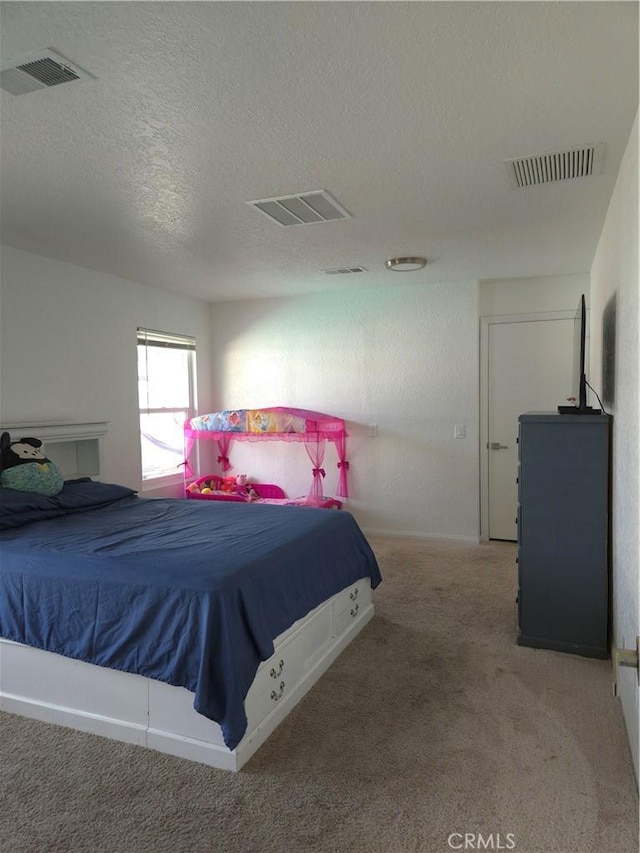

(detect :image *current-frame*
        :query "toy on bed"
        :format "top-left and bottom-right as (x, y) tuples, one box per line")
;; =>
(186, 474), (342, 509)
(0, 431), (64, 496)
(187, 474), (286, 503)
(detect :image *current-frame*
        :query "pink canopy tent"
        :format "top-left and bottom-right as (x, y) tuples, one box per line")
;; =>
(183, 407), (349, 501)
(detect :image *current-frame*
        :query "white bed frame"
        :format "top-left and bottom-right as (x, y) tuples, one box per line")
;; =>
(0, 578), (373, 771)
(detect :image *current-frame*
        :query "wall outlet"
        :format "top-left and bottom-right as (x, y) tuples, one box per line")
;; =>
(454, 424), (465, 439)
(368, 423), (378, 438)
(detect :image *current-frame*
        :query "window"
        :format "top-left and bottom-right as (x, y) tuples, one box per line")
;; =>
(137, 328), (196, 481)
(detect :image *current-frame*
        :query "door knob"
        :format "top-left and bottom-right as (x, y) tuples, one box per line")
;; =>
(489, 442), (509, 450)
(613, 637), (640, 697)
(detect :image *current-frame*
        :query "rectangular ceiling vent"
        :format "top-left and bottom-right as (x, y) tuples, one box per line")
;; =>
(247, 190), (352, 228)
(324, 266), (367, 276)
(505, 144), (604, 188)
(0, 49), (93, 96)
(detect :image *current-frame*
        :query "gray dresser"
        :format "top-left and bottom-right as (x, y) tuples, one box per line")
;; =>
(517, 412), (611, 658)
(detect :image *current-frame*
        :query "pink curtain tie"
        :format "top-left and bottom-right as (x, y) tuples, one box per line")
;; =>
(337, 461), (349, 470)
(312, 468), (326, 478)
(217, 454), (232, 472)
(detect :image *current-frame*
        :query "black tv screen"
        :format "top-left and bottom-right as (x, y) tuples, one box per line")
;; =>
(559, 293), (599, 414)
(573, 293), (587, 410)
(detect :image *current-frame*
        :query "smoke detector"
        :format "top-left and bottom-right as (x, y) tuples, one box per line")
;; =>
(247, 190), (351, 228)
(505, 144), (604, 188)
(0, 49), (93, 96)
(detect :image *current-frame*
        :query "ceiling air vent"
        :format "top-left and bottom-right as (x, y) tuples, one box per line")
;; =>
(505, 144), (604, 188)
(0, 49), (93, 96)
(247, 190), (351, 228)
(324, 266), (367, 276)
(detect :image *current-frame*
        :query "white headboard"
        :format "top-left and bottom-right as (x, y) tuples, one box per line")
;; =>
(0, 421), (109, 480)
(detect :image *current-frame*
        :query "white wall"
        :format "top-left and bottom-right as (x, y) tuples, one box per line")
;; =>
(0, 246), (214, 493)
(590, 112), (639, 783)
(209, 281), (480, 540)
(479, 274), (589, 316)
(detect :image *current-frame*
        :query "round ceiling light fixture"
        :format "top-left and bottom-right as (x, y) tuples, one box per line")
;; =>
(384, 256), (427, 272)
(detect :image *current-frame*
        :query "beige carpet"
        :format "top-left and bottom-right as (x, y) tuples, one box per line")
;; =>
(0, 537), (637, 853)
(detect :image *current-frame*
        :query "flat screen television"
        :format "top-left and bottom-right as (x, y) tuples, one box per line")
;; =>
(558, 293), (600, 414)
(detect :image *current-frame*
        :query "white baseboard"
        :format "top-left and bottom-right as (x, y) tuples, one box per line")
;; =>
(362, 527), (480, 544)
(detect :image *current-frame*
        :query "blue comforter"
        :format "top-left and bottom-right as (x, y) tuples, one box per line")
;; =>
(0, 483), (381, 750)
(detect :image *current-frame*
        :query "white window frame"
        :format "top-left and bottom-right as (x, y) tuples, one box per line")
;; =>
(137, 328), (197, 488)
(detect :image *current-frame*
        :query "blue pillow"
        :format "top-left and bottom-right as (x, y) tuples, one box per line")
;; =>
(53, 479), (136, 510)
(0, 479), (137, 530)
(0, 487), (62, 530)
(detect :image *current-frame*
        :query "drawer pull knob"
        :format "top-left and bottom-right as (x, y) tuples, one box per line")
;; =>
(269, 660), (284, 678)
(350, 588), (358, 601)
(350, 603), (359, 617)
(270, 681), (285, 702)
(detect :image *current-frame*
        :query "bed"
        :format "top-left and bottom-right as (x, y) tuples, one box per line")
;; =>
(0, 479), (381, 771)
(183, 407), (350, 505)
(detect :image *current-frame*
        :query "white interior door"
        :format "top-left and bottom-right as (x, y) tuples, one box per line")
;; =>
(487, 317), (574, 540)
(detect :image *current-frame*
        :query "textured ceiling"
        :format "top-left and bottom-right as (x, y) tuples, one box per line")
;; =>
(1, 2), (638, 302)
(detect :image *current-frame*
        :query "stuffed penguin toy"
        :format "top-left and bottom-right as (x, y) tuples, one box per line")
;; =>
(0, 432), (64, 496)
